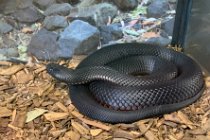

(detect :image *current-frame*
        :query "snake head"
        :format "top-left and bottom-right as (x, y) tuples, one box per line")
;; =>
(46, 63), (74, 83)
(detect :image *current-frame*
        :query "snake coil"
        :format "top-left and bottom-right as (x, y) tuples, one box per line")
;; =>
(47, 43), (204, 123)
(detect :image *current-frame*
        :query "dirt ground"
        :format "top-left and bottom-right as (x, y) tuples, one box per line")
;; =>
(0, 56), (210, 140)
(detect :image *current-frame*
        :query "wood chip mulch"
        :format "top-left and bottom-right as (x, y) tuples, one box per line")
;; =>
(0, 56), (209, 140)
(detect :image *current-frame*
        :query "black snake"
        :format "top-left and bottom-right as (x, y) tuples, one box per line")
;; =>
(46, 43), (204, 123)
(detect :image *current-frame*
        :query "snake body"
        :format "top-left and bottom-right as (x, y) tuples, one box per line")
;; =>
(47, 43), (204, 123)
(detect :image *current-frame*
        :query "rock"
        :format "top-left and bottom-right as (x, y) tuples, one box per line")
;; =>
(0, 48), (19, 58)
(0, 0), (33, 14)
(57, 0), (79, 5)
(70, 3), (117, 26)
(28, 29), (72, 60)
(161, 17), (175, 36)
(33, 0), (56, 10)
(44, 3), (72, 16)
(147, 0), (169, 18)
(1, 36), (17, 48)
(17, 0), (33, 9)
(145, 36), (171, 47)
(43, 15), (68, 30)
(13, 6), (44, 23)
(99, 24), (123, 44)
(58, 20), (100, 55)
(113, 0), (138, 11)
(56, 0), (69, 3)
(0, 0), (17, 14)
(77, 0), (101, 8)
(0, 21), (13, 34)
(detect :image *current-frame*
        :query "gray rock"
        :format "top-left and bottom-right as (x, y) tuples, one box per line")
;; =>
(44, 3), (72, 16)
(43, 15), (68, 30)
(0, 48), (19, 58)
(13, 6), (44, 23)
(99, 24), (123, 44)
(161, 17), (175, 36)
(0, 0), (16, 14)
(70, 3), (117, 26)
(147, 0), (169, 18)
(17, 0), (33, 9)
(28, 29), (72, 60)
(56, 0), (69, 3)
(113, 0), (138, 11)
(57, 0), (79, 5)
(33, 0), (56, 10)
(59, 20), (100, 55)
(2, 36), (17, 48)
(77, 0), (100, 8)
(0, 21), (13, 34)
(145, 36), (171, 47)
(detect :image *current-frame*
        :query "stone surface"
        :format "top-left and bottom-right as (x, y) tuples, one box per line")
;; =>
(43, 15), (68, 30)
(70, 3), (117, 26)
(0, 0), (17, 14)
(113, 0), (138, 11)
(161, 17), (175, 36)
(58, 20), (100, 55)
(0, 21), (13, 34)
(1, 36), (18, 48)
(44, 3), (72, 16)
(145, 36), (171, 47)
(77, 0), (101, 8)
(0, 48), (19, 59)
(99, 24), (123, 44)
(17, 0), (33, 9)
(33, 0), (56, 10)
(28, 29), (72, 60)
(147, 0), (169, 18)
(13, 6), (44, 23)
(57, 0), (79, 5)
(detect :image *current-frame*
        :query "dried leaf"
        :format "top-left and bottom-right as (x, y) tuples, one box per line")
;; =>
(16, 70), (34, 84)
(90, 129), (103, 137)
(138, 122), (158, 140)
(79, 117), (111, 131)
(0, 107), (12, 117)
(26, 108), (48, 123)
(0, 65), (24, 75)
(177, 111), (194, 129)
(163, 121), (178, 127)
(21, 27), (33, 34)
(113, 130), (135, 140)
(128, 19), (139, 27)
(71, 120), (89, 135)
(142, 32), (160, 38)
(71, 110), (84, 119)
(0, 85), (13, 91)
(65, 131), (80, 140)
(44, 112), (69, 121)
(0, 61), (12, 66)
(188, 128), (206, 135)
(11, 111), (27, 128)
(55, 102), (68, 112)
(49, 129), (67, 138)
(164, 113), (182, 124)
(205, 77), (210, 87)
(34, 66), (46, 74)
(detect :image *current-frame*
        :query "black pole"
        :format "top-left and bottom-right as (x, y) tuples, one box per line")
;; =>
(171, 0), (192, 48)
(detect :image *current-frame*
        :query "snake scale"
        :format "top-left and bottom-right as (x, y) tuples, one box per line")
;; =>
(46, 43), (204, 123)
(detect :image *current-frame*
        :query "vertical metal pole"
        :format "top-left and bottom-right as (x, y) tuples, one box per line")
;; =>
(171, 0), (192, 48)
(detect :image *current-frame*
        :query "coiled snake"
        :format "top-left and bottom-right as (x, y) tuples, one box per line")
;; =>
(46, 43), (204, 123)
